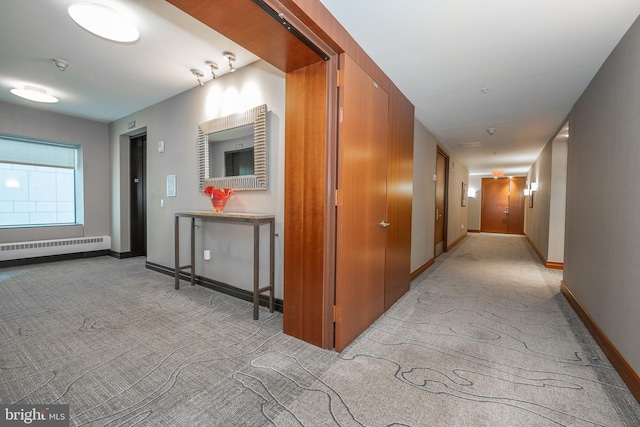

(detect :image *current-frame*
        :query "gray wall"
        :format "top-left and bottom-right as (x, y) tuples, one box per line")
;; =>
(447, 156), (469, 244)
(411, 120), (437, 271)
(108, 61), (286, 298)
(0, 101), (109, 243)
(467, 175), (482, 231)
(411, 120), (469, 272)
(564, 15), (640, 373)
(525, 135), (567, 263)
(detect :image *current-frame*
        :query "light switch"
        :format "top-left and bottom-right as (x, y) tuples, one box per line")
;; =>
(158, 140), (165, 153)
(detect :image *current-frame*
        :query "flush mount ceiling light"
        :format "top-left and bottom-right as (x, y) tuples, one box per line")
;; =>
(223, 52), (236, 72)
(68, 3), (140, 43)
(10, 86), (59, 103)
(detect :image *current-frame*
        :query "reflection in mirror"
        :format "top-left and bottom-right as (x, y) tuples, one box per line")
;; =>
(209, 125), (254, 177)
(197, 104), (267, 191)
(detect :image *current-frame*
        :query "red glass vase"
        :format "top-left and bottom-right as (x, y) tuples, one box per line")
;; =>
(203, 186), (234, 213)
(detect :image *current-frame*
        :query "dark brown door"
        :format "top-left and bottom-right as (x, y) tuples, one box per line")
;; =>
(130, 134), (146, 257)
(434, 149), (447, 255)
(335, 54), (388, 352)
(481, 177), (525, 234)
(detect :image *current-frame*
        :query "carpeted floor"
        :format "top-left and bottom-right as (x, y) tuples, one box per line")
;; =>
(1, 233), (638, 426)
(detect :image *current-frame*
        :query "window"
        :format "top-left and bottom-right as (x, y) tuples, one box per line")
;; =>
(0, 136), (79, 227)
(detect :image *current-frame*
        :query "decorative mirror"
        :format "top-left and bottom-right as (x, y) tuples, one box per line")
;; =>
(197, 104), (267, 191)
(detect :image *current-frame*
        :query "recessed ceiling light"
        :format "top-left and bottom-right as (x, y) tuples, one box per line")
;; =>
(68, 3), (140, 43)
(10, 86), (59, 103)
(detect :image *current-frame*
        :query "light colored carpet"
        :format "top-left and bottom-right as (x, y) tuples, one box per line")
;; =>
(1, 233), (638, 426)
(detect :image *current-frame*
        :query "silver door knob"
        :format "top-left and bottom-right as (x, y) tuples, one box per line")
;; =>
(380, 221), (391, 228)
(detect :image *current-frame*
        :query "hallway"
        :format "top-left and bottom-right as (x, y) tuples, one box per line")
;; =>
(1, 234), (638, 426)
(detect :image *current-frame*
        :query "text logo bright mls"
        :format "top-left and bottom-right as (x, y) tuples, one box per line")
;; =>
(1, 405), (69, 427)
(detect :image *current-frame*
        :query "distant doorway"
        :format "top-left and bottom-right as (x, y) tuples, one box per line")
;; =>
(481, 177), (525, 234)
(434, 148), (448, 256)
(130, 134), (146, 257)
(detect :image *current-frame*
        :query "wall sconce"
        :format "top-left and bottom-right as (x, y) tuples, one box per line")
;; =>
(223, 51), (236, 72)
(467, 187), (476, 198)
(531, 182), (538, 192)
(191, 69), (204, 86)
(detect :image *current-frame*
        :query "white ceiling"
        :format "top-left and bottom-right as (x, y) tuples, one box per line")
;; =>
(319, 0), (640, 175)
(1, 0), (639, 176)
(0, 0), (259, 122)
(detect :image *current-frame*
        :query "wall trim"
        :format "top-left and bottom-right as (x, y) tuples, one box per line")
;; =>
(0, 250), (109, 268)
(525, 234), (564, 270)
(446, 232), (467, 252)
(545, 261), (564, 270)
(410, 257), (435, 281)
(467, 229), (481, 233)
(561, 281), (640, 403)
(146, 261), (283, 313)
(109, 251), (132, 259)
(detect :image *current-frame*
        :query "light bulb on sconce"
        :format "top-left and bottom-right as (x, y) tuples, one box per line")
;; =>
(206, 61), (218, 79)
(223, 51), (236, 72)
(191, 69), (204, 86)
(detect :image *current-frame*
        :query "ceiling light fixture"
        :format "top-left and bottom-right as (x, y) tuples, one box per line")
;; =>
(51, 58), (69, 71)
(223, 52), (236, 72)
(206, 61), (218, 79)
(487, 127), (495, 135)
(10, 86), (59, 103)
(191, 69), (204, 86)
(68, 3), (140, 43)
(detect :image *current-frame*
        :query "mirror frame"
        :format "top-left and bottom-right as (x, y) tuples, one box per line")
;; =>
(197, 104), (267, 191)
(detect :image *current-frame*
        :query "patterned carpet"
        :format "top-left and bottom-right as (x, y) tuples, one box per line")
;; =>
(1, 233), (638, 426)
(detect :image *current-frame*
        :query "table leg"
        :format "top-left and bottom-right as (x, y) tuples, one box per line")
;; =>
(174, 216), (180, 290)
(253, 222), (260, 320)
(190, 217), (195, 286)
(269, 219), (275, 313)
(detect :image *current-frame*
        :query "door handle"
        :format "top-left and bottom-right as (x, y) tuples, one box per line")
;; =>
(505, 207), (509, 214)
(379, 221), (391, 228)
(134, 178), (140, 183)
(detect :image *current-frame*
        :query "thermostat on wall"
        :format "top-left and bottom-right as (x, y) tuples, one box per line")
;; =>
(167, 175), (176, 197)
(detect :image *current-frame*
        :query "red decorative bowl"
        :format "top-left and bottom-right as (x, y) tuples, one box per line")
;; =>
(203, 186), (234, 213)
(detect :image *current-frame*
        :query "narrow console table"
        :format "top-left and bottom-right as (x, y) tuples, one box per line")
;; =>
(174, 211), (275, 320)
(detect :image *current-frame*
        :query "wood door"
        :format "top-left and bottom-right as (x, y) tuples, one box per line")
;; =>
(434, 149), (447, 256)
(481, 177), (525, 234)
(335, 54), (389, 352)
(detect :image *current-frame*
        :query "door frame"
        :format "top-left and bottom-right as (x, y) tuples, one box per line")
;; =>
(435, 146), (449, 256)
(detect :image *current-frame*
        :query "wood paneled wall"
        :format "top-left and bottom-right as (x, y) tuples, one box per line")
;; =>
(282, 60), (333, 348)
(384, 83), (415, 310)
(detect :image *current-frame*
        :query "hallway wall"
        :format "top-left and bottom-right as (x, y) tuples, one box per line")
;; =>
(525, 136), (567, 264)
(0, 101), (109, 243)
(108, 61), (287, 298)
(410, 120), (437, 272)
(564, 15), (640, 374)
